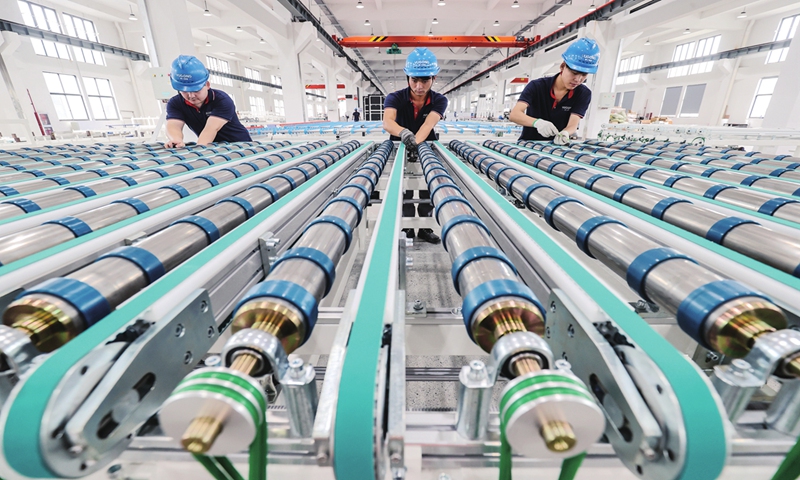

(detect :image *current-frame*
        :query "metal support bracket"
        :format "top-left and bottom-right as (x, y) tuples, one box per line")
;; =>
(258, 232), (281, 276)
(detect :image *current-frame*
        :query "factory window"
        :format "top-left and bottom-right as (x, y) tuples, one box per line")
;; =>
(62, 13), (105, 65)
(749, 77), (778, 118)
(660, 86), (682, 116)
(767, 14), (800, 63)
(206, 56), (233, 86)
(249, 96), (266, 115)
(668, 35), (720, 78)
(679, 83), (706, 117)
(43, 72), (88, 121)
(621, 91), (635, 112)
(17, 1), (70, 60)
(616, 55), (643, 85)
(245, 68), (263, 91)
(83, 77), (119, 120)
(271, 75), (283, 94)
(273, 98), (285, 117)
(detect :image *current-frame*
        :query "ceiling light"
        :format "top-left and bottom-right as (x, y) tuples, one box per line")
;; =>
(737, 8), (747, 18)
(229, 52), (235, 56)
(236, 26), (243, 32)
(356, 0), (364, 8)
(683, 28), (690, 34)
(644, 38), (650, 45)
(558, 22), (564, 29)
(364, 19), (370, 25)
(493, 20), (500, 26)
(203, 1), (211, 15)
(512, 0), (520, 7)
(587, 3), (595, 11)
(432, 18), (439, 24)
(437, 0), (446, 5)
(128, 5), (137, 20)
(260, 38), (266, 44)
(205, 36), (211, 47)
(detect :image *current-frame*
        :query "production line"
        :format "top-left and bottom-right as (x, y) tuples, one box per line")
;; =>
(0, 137), (798, 480)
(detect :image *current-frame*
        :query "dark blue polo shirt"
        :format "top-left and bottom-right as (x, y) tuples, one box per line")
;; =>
(384, 87), (448, 141)
(517, 74), (591, 141)
(166, 89), (252, 143)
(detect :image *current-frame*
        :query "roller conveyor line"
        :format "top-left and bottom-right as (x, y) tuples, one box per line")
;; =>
(601, 139), (800, 164)
(0, 142), (297, 220)
(479, 140), (800, 277)
(0, 141), (327, 266)
(0, 142), (178, 162)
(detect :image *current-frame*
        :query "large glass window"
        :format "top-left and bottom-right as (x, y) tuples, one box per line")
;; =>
(249, 96), (266, 115)
(83, 77), (118, 120)
(245, 68), (263, 91)
(43, 72), (88, 120)
(18, 1), (70, 59)
(62, 13), (105, 65)
(271, 75), (283, 95)
(273, 98), (285, 117)
(767, 15), (800, 63)
(660, 86), (683, 116)
(616, 55), (643, 85)
(749, 77), (778, 118)
(206, 56), (233, 86)
(668, 35), (720, 78)
(679, 84), (706, 117)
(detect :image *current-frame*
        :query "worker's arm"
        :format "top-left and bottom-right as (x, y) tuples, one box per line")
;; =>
(196, 116), (229, 146)
(564, 114), (583, 135)
(508, 101), (537, 128)
(382, 108), (405, 136)
(414, 111), (442, 144)
(165, 119), (186, 148)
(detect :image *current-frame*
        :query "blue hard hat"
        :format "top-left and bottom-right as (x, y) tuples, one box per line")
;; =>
(562, 38), (600, 74)
(404, 48), (440, 76)
(170, 55), (210, 92)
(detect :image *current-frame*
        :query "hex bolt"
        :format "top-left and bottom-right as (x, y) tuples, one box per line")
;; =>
(467, 360), (487, 381)
(554, 359), (572, 371)
(288, 357), (304, 379)
(413, 300), (424, 311)
(204, 355), (222, 367)
(729, 358), (751, 376)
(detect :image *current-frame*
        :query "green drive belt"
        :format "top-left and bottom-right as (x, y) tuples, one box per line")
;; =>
(333, 144), (404, 478)
(1, 143), (372, 478)
(438, 141), (728, 480)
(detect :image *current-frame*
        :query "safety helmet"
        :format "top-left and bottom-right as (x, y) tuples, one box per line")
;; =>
(561, 38), (600, 74)
(404, 48), (440, 76)
(170, 55), (210, 92)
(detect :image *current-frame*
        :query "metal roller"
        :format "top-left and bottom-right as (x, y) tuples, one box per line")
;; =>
(161, 140), (393, 455)
(0, 141), (327, 266)
(417, 142), (604, 458)
(481, 140), (800, 277)
(0, 141), (360, 373)
(449, 140), (800, 379)
(599, 139), (799, 164)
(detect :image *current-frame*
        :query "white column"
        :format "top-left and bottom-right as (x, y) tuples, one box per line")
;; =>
(325, 66), (340, 122)
(762, 37), (800, 130)
(582, 22), (623, 140)
(139, 0), (195, 67)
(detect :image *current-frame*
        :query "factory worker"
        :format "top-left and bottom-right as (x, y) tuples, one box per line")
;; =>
(383, 47), (448, 244)
(165, 55), (252, 147)
(509, 38), (599, 145)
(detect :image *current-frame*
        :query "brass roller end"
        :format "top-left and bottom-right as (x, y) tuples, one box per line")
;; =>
(540, 420), (577, 453)
(472, 299), (545, 354)
(231, 299), (305, 355)
(3, 297), (80, 352)
(181, 416), (224, 454)
(509, 353), (542, 377)
(783, 356), (800, 379)
(706, 298), (786, 358)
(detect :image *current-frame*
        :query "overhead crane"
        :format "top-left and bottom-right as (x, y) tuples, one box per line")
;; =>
(0, 135), (798, 480)
(334, 35), (540, 49)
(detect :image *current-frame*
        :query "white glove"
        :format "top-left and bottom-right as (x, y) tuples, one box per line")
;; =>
(399, 128), (417, 149)
(533, 118), (559, 138)
(553, 130), (570, 145)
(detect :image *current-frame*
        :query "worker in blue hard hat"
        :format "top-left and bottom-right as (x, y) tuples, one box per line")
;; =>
(509, 38), (599, 144)
(383, 47), (448, 244)
(165, 55), (251, 147)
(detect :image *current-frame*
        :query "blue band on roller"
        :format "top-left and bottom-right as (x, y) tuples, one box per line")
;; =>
(327, 196), (364, 223)
(27, 170), (45, 177)
(669, 162), (689, 171)
(703, 184), (736, 199)
(8, 165), (25, 171)
(625, 153), (640, 161)
(274, 173), (297, 189)
(584, 174), (610, 190)
(563, 167), (585, 181)
(114, 175), (138, 186)
(571, 153), (588, 162)
(440, 215), (491, 252)
(775, 155), (791, 161)
(493, 166), (517, 186)
(645, 158), (659, 165)
(96, 159), (113, 165)
(626, 247), (695, 300)
(248, 183), (280, 202)
(340, 182), (371, 200)
(544, 197), (583, 229)
(235, 280), (318, 340)
(730, 163), (748, 170)
(521, 183), (553, 206)
(305, 215), (353, 251)
(23, 277), (111, 327)
(172, 155), (186, 161)
(434, 196), (476, 223)
(706, 217), (759, 244)
(43, 216), (92, 237)
(424, 166), (447, 179)
(64, 185), (97, 198)
(450, 246), (518, 295)
(589, 158), (604, 166)
(547, 161), (566, 174)
(161, 185), (190, 198)
(506, 174), (533, 194)
(149, 168), (170, 178)
(746, 151), (761, 157)
(88, 169), (108, 177)
(272, 247), (337, 296)
(664, 175), (689, 188)
(195, 158), (214, 166)
(99, 246), (165, 283)
(221, 167), (241, 178)
(700, 158), (716, 165)
(242, 161), (260, 171)
(149, 158), (165, 165)
(740, 175), (765, 186)
(608, 161), (625, 171)
(461, 279), (544, 342)
(0, 186), (19, 196)
(677, 280), (771, 349)
(196, 174), (219, 187)
(430, 181), (461, 199)
(216, 196), (255, 219)
(112, 197), (150, 214)
(770, 169), (790, 177)
(121, 163), (139, 170)
(47, 176), (69, 185)
(351, 173), (376, 190)
(2, 198), (41, 213)
(633, 167), (654, 179)
(302, 161), (321, 175)
(286, 167), (311, 181)
(575, 216), (625, 257)
(786, 163), (800, 170)
(171, 215), (220, 243)
(480, 160), (501, 174)
(675, 153), (690, 160)
(701, 168), (723, 178)
(613, 184), (646, 202)
(758, 197), (799, 215)
(651, 197), (691, 220)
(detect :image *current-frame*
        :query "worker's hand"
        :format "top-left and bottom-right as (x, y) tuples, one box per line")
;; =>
(164, 140), (185, 149)
(533, 119), (559, 138)
(399, 128), (417, 150)
(553, 130), (570, 145)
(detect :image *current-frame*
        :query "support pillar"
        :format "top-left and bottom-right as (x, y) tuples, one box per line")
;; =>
(582, 22), (623, 140)
(139, 0), (195, 67)
(762, 35), (800, 131)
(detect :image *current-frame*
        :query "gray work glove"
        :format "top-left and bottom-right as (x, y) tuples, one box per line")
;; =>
(533, 119), (559, 138)
(553, 129), (570, 145)
(399, 128), (417, 149)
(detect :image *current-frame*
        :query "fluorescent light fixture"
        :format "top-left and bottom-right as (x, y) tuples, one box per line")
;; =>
(129, 5), (137, 20)
(236, 26), (243, 32)
(260, 38), (266, 44)
(512, 0), (520, 7)
(356, 0), (364, 8)
(644, 38), (650, 45)
(558, 22), (564, 29)
(683, 28), (690, 34)
(493, 20), (500, 26)
(203, 1), (212, 16)
(205, 36), (211, 47)
(588, 3), (595, 11)
(364, 19), (370, 25)
(432, 18), (439, 24)
(437, 0), (446, 5)
(737, 8), (747, 18)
